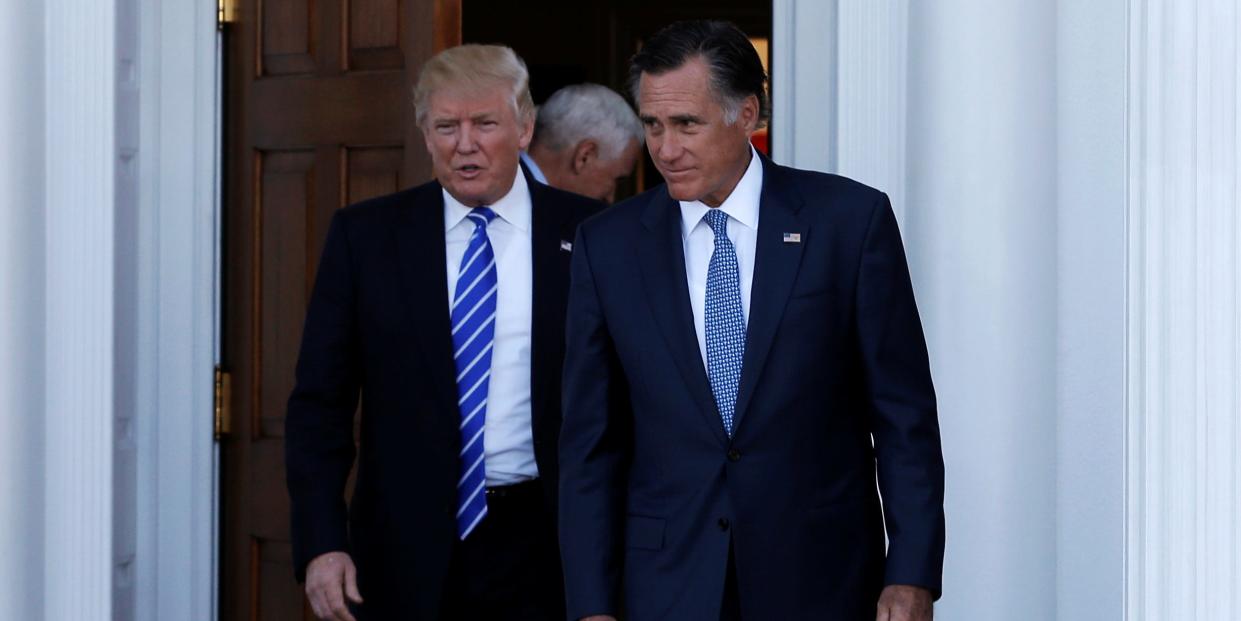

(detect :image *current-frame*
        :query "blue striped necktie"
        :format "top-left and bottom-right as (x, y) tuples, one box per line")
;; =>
(704, 209), (746, 437)
(451, 206), (499, 539)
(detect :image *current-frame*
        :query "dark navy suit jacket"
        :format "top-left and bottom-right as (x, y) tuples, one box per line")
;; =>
(285, 168), (602, 619)
(559, 154), (945, 620)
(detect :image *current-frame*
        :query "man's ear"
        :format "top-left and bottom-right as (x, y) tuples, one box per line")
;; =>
(739, 94), (760, 133)
(517, 113), (535, 151)
(419, 123), (436, 156)
(570, 140), (598, 175)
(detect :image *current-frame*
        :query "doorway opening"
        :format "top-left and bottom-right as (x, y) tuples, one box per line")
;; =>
(463, 0), (773, 201)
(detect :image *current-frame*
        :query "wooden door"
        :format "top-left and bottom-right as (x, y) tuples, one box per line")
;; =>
(220, 1), (459, 618)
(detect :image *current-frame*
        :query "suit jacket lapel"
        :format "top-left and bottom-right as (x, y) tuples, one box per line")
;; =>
(392, 183), (460, 417)
(638, 189), (730, 445)
(733, 158), (807, 431)
(527, 172), (571, 438)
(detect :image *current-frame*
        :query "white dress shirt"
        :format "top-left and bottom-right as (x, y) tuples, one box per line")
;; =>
(519, 151), (548, 185)
(443, 169), (538, 485)
(680, 146), (763, 367)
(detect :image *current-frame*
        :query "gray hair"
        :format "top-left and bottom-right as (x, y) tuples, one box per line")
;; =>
(532, 84), (644, 161)
(627, 20), (770, 129)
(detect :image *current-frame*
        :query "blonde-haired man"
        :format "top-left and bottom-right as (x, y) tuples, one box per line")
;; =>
(286, 44), (603, 620)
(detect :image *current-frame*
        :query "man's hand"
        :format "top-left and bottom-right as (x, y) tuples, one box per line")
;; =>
(876, 584), (933, 621)
(305, 551), (363, 621)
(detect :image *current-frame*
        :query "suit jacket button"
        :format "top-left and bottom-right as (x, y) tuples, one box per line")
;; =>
(727, 448), (741, 462)
(718, 518), (730, 531)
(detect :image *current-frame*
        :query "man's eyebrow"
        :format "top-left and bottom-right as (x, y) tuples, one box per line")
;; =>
(669, 114), (704, 124)
(639, 114), (659, 123)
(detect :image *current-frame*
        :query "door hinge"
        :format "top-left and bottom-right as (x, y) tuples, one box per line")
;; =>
(217, 0), (239, 29)
(214, 366), (233, 440)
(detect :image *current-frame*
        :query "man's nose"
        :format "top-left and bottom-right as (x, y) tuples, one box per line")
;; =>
(456, 124), (479, 153)
(656, 134), (682, 163)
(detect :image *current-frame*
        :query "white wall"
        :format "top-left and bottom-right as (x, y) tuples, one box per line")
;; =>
(777, 1), (1130, 619)
(1055, 0), (1127, 617)
(0, 0), (46, 617)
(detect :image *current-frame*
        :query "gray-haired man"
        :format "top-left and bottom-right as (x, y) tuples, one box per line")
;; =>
(521, 83), (643, 203)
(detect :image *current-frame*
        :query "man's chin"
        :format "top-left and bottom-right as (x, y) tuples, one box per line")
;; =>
(664, 183), (701, 203)
(442, 181), (496, 208)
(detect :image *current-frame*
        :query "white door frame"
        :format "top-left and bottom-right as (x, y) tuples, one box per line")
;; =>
(128, 0), (221, 618)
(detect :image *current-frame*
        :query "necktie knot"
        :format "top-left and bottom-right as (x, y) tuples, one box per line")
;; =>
(704, 208), (729, 238)
(467, 206), (498, 230)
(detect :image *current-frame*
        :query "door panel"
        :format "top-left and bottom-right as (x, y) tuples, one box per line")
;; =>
(221, 1), (459, 618)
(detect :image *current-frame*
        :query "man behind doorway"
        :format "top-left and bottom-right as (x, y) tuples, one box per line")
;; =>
(285, 44), (602, 620)
(558, 19), (945, 621)
(521, 83), (643, 204)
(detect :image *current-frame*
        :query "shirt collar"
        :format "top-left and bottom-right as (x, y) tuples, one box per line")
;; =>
(443, 165), (531, 233)
(679, 144), (763, 236)
(519, 151), (548, 185)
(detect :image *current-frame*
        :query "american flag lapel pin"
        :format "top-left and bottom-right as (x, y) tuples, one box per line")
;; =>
(560, 240), (573, 252)
(783, 232), (802, 244)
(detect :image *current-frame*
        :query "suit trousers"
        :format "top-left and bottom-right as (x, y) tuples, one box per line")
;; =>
(439, 479), (564, 620)
(720, 541), (741, 621)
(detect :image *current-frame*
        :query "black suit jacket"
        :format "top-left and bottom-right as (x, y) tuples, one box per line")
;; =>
(559, 154), (945, 620)
(286, 168), (603, 619)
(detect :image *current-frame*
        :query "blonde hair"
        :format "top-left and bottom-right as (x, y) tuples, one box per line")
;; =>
(413, 44), (535, 127)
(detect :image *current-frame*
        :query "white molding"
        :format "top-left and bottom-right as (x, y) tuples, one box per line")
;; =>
(132, 0), (220, 618)
(773, 0), (907, 225)
(1126, 1), (1241, 619)
(835, 1), (909, 226)
(772, 0), (836, 173)
(44, 0), (118, 617)
(0, 1), (46, 617)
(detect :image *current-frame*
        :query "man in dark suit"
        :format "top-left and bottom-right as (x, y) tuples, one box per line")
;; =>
(559, 20), (945, 621)
(286, 44), (602, 621)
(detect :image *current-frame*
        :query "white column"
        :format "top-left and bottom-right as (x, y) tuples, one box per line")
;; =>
(905, 3), (1058, 619)
(44, 0), (118, 618)
(835, 2), (909, 225)
(0, 1), (46, 618)
(1126, 2), (1241, 619)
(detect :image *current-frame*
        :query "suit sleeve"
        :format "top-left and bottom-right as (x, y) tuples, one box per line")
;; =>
(855, 194), (946, 598)
(558, 225), (630, 620)
(285, 211), (361, 583)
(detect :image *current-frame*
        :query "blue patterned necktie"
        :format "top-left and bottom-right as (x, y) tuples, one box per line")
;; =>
(703, 208), (746, 437)
(451, 206), (499, 539)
